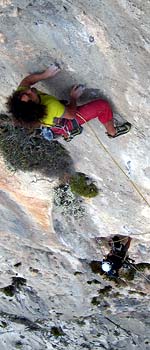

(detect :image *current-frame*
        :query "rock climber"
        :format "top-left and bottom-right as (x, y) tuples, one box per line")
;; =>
(7, 64), (131, 141)
(101, 236), (132, 278)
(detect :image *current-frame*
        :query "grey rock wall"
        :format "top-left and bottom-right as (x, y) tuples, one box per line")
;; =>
(0, 0), (150, 349)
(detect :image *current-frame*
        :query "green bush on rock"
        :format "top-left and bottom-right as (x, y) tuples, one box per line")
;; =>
(0, 120), (74, 179)
(70, 172), (99, 198)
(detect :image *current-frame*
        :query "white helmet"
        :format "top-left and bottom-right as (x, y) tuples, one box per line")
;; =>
(101, 261), (112, 272)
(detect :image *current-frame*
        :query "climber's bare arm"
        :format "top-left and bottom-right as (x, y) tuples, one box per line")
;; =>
(63, 98), (76, 120)
(124, 237), (132, 251)
(63, 85), (85, 120)
(19, 64), (60, 88)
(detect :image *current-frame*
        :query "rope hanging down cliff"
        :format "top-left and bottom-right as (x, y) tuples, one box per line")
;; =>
(76, 113), (150, 208)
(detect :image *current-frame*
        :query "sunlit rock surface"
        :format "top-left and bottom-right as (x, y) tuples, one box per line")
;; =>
(0, 0), (150, 349)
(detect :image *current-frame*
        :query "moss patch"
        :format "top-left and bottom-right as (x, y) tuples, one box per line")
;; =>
(98, 285), (112, 296)
(87, 279), (101, 284)
(75, 318), (86, 326)
(15, 341), (23, 349)
(12, 277), (26, 288)
(89, 260), (102, 274)
(74, 271), (83, 276)
(51, 326), (64, 337)
(0, 321), (7, 328)
(136, 263), (150, 271)
(70, 172), (99, 198)
(129, 290), (146, 296)
(121, 268), (135, 281)
(0, 276), (27, 297)
(0, 121), (74, 179)
(1, 285), (16, 297)
(54, 184), (85, 219)
(91, 296), (100, 306)
(91, 296), (110, 308)
(121, 263), (150, 282)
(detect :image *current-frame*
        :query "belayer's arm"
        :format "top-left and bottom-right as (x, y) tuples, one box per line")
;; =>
(124, 237), (132, 251)
(18, 64), (60, 88)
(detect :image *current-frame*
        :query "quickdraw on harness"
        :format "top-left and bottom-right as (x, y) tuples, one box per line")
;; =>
(41, 118), (83, 142)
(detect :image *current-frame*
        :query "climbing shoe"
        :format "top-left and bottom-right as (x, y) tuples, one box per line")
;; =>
(108, 122), (132, 138)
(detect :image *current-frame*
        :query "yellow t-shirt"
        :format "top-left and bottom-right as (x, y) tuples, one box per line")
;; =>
(17, 86), (65, 126)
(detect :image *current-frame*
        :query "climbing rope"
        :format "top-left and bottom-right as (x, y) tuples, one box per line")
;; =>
(108, 236), (128, 243)
(110, 232), (150, 241)
(76, 113), (150, 208)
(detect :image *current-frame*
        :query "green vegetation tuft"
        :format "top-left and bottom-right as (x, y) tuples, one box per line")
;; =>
(54, 184), (85, 219)
(75, 318), (86, 326)
(0, 321), (7, 328)
(15, 341), (23, 349)
(89, 260), (101, 274)
(0, 119), (74, 179)
(12, 276), (26, 288)
(91, 296), (100, 306)
(70, 172), (99, 198)
(51, 326), (64, 337)
(1, 285), (16, 297)
(98, 285), (112, 296)
(122, 268), (135, 281)
(136, 262), (150, 271)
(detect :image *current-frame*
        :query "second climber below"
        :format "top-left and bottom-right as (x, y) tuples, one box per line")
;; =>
(101, 236), (132, 278)
(7, 63), (131, 141)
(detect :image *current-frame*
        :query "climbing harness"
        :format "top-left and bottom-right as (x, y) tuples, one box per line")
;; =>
(41, 118), (83, 142)
(61, 118), (83, 142)
(41, 127), (54, 141)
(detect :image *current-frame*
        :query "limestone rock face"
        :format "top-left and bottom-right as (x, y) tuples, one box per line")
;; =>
(0, 0), (150, 349)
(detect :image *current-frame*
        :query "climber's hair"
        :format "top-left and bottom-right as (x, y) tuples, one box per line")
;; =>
(6, 91), (46, 124)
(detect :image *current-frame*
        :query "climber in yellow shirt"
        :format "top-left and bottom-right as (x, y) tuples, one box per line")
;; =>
(7, 63), (131, 139)
(8, 64), (65, 127)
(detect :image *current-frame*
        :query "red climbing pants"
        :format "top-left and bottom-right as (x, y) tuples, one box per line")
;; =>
(51, 99), (113, 137)
(76, 99), (113, 125)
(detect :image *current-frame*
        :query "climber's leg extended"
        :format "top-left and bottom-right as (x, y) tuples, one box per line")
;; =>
(76, 99), (131, 138)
